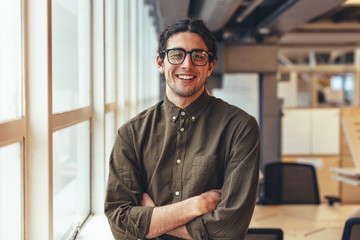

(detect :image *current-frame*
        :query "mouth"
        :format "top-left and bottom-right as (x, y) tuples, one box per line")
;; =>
(176, 74), (197, 80)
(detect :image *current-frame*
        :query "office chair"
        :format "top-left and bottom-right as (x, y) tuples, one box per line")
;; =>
(245, 228), (283, 240)
(341, 217), (360, 240)
(261, 162), (320, 204)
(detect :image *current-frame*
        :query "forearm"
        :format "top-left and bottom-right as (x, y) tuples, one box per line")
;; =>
(143, 190), (221, 239)
(145, 196), (200, 239)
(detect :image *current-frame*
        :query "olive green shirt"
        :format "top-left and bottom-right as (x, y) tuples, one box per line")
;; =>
(105, 90), (260, 240)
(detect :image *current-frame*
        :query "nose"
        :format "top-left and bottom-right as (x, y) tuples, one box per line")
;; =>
(181, 53), (194, 68)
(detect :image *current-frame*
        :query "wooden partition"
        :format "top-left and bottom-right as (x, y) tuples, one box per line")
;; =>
(339, 108), (360, 203)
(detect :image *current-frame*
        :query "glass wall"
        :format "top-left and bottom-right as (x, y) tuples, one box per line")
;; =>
(116, 0), (159, 123)
(0, 143), (22, 240)
(51, 0), (91, 239)
(53, 122), (90, 239)
(0, 0), (159, 239)
(105, 0), (117, 104)
(0, 0), (22, 122)
(0, 1), (23, 239)
(52, 0), (90, 113)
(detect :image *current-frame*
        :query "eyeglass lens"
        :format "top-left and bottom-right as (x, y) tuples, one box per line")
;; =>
(167, 49), (209, 66)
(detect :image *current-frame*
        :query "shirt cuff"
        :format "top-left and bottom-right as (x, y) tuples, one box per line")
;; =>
(126, 206), (155, 239)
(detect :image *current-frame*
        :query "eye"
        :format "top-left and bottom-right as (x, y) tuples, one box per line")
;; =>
(168, 50), (184, 59)
(192, 51), (207, 61)
(193, 53), (205, 60)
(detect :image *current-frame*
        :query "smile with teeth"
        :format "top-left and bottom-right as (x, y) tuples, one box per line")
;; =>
(177, 74), (196, 80)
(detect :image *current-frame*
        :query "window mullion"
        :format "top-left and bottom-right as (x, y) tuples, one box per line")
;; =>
(24, 0), (53, 239)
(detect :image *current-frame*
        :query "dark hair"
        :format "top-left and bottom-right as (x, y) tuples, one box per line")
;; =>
(158, 18), (218, 63)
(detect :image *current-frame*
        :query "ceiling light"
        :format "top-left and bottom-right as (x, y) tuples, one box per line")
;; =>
(343, 0), (360, 5)
(258, 28), (270, 35)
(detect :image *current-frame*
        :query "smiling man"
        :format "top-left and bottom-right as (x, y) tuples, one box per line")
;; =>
(105, 18), (260, 240)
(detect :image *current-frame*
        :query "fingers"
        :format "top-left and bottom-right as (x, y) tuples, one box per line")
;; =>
(201, 189), (221, 197)
(197, 189), (222, 214)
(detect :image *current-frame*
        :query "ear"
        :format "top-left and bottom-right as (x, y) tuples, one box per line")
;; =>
(156, 55), (165, 74)
(206, 60), (216, 77)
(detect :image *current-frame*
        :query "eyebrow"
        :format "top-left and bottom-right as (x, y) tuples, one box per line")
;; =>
(168, 48), (208, 52)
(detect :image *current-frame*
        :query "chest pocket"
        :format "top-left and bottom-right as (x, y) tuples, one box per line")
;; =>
(189, 155), (223, 195)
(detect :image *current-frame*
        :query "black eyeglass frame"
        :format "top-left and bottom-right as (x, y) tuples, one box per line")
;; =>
(162, 48), (213, 66)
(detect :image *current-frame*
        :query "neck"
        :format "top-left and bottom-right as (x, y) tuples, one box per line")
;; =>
(166, 88), (204, 109)
(167, 95), (193, 109)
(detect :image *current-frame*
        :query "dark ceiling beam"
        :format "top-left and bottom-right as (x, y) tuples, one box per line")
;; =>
(331, 6), (360, 22)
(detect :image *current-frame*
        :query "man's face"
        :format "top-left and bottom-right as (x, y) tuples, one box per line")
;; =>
(156, 32), (216, 106)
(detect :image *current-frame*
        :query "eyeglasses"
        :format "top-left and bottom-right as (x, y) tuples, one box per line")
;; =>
(163, 48), (212, 66)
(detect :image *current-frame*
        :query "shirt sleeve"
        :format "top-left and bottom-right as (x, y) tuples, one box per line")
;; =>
(104, 125), (154, 240)
(185, 116), (261, 240)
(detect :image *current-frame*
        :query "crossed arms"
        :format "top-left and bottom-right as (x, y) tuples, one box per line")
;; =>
(141, 190), (221, 239)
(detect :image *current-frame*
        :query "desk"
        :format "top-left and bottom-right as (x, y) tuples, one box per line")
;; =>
(330, 167), (360, 187)
(249, 204), (360, 240)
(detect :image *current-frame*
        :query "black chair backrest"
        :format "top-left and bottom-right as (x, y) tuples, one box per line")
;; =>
(245, 228), (283, 240)
(342, 217), (360, 240)
(264, 162), (320, 204)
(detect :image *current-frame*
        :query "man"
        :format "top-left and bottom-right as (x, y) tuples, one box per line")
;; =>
(105, 18), (260, 240)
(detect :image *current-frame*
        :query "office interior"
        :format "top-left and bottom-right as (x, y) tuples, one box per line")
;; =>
(0, 0), (360, 239)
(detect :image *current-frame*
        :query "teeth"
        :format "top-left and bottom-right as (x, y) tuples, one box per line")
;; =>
(178, 75), (195, 80)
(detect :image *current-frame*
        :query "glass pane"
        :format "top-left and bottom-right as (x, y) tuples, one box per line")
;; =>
(0, 0), (22, 122)
(318, 73), (354, 106)
(0, 143), (22, 240)
(53, 121), (90, 240)
(52, 0), (90, 113)
(105, 112), (116, 182)
(105, 0), (116, 104)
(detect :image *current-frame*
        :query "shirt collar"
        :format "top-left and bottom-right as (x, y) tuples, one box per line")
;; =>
(164, 90), (211, 122)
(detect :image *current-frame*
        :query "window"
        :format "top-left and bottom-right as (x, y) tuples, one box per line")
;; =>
(0, 1), (23, 240)
(0, 0), (160, 239)
(53, 121), (90, 239)
(0, 143), (22, 240)
(105, 0), (117, 104)
(0, 0), (22, 123)
(52, 0), (90, 113)
(52, 0), (91, 239)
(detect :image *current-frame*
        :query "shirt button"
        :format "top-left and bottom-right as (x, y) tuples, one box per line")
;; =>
(176, 159), (181, 164)
(181, 111), (185, 116)
(175, 191), (180, 196)
(192, 116), (196, 121)
(180, 127), (184, 132)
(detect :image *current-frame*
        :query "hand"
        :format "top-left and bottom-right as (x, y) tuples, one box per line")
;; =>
(141, 192), (155, 207)
(197, 189), (221, 215)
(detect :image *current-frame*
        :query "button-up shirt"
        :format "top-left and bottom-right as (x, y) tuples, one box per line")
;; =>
(105, 90), (260, 240)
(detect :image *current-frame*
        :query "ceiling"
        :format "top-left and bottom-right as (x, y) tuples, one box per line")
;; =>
(145, 0), (360, 47)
